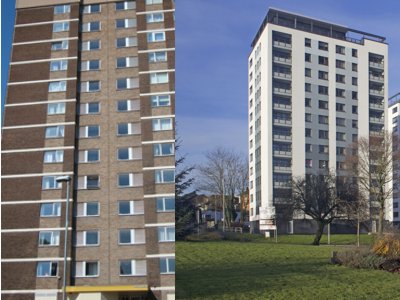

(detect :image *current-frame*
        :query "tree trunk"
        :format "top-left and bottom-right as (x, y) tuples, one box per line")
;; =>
(378, 205), (384, 235)
(313, 221), (325, 245)
(357, 219), (360, 247)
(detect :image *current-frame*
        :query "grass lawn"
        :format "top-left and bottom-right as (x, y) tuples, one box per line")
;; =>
(176, 234), (400, 300)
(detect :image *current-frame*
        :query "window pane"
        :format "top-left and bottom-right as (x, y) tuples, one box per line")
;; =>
(160, 258), (167, 273)
(165, 198), (175, 210)
(118, 124), (128, 135)
(119, 201), (131, 215)
(88, 103), (100, 113)
(166, 227), (175, 241)
(118, 174), (130, 186)
(117, 100), (128, 111)
(87, 150), (99, 161)
(87, 176), (99, 188)
(86, 231), (98, 245)
(86, 202), (99, 216)
(120, 261), (132, 275)
(118, 148), (129, 160)
(119, 229), (131, 243)
(88, 126), (99, 137)
(86, 262), (98, 276)
(163, 170), (174, 182)
(162, 143), (173, 155)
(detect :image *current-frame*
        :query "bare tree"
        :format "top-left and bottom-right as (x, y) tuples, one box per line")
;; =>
(292, 171), (345, 245)
(197, 147), (248, 229)
(345, 131), (397, 235)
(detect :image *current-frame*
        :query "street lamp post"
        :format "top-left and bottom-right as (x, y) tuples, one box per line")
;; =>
(222, 177), (225, 232)
(56, 176), (71, 300)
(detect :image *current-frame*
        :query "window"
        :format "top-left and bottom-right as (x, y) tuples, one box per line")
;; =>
(45, 126), (64, 138)
(80, 81), (100, 92)
(118, 229), (145, 244)
(336, 117), (346, 127)
(147, 12), (164, 23)
(305, 159), (312, 168)
(44, 150), (64, 163)
(39, 231), (60, 246)
(76, 202), (99, 217)
(318, 41), (328, 51)
(352, 134), (358, 142)
(42, 176), (62, 190)
(157, 197), (175, 212)
(117, 56), (138, 68)
(117, 147), (142, 160)
(82, 21), (100, 32)
(304, 68), (311, 77)
(352, 77), (358, 86)
(352, 120), (358, 128)
(75, 261), (99, 277)
(305, 83), (311, 92)
(149, 51), (167, 63)
(319, 160), (328, 169)
(147, 31), (166, 42)
(336, 88), (345, 98)
(305, 144), (312, 153)
(77, 175), (100, 189)
(116, 36), (137, 48)
(117, 99), (140, 111)
(305, 128), (312, 137)
(48, 102), (65, 115)
(78, 149), (100, 163)
(336, 60), (345, 69)
(116, 18), (136, 28)
(336, 132), (346, 141)
(116, 78), (139, 90)
(116, 1), (135, 10)
(53, 22), (69, 32)
(118, 200), (144, 215)
(80, 60), (100, 71)
(80, 103), (100, 114)
(118, 173), (143, 187)
(352, 63), (358, 72)
(54, 5), (70, 14)
(83, 4), (100, 13)
(318, 85), (328, 95)
(336, 74), (345, 83)
(352, 105), (358, 114)
(150, 72), (169, 84)
(318, 56), (328, 65)
(75, 231), (99, 246)
(40, 202), (61, 217)
(319, 130), (329, 139)
(305, 38), (311, 47)
(81, 40), (100, 51)
(319, 145), (329, 154)
(117, 123), (141, 135)
(318, 71), (328, 80)
(51, 40), (69, 50)
(146, 0), (163, 3)
(337, 147), (345, 155)
(153, 143), (174, 156)
(155, 169), (174, 183)
(37, 262), (57, 277)
(119, 260), (147, 276)
(336, 45), (345, 54)
(152, 118), (173, 131)
(352, 91), (358, 100)
(50, 60), (68, 71)
(318, 115), (328, 124)
(305, 53), (311, 62)
(336, 103), (345, 112)
(158, 226), (175, 242)
(48, 81), (66, 92)
(305, 98), (311, 107)
(352, 49), (358, 57)
(160, 258), (175, 274)
(79, 125), (100, 138)
(318, 100), (328, 109)
(151, 95), (171, 107)
(305, 113), (312, 122)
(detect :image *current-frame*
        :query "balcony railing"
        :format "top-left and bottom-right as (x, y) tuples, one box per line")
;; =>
(370, 130), (384, 137)
(273, 166), (292, 172)
(369, 89), (384, 96)
(273, 181), (291, 188)
(273, 118), (292, 126)
(369, 103), (384, 110)
(369, 74), (384, 82)
(273, 72), (292, 80)
(273, 40), (292, 49)
(273, 103), (292, 110)
(369, 61), (384, 69)
(273, 150), (292, 157)
(273, 56), (292, 64)
(273, 134), (292, 141)
(370, 117), (384, 124)
(273, 87), (291, 95)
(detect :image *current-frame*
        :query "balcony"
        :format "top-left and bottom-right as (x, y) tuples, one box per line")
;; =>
(273, 134), (291, 142)
(273, 40), (292, 49)
(273, 165), (292, 173)
(273, 71), (292, 80)
(273, 150), (292, 157)
(369, 130), (384, 137)
(273, 56), (292, 65)
(273, 118), (292, 126)
(369, 74), (384, 83)
(273, 87), (291, 96)
(369, 61), (384, 69)
(369, 102), (384, 110)
(273, 181), (292, 188)
(369, 117), (384, 124)
(369, 89), (384, 97)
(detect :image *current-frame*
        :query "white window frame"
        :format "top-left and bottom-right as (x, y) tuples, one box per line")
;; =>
(50, 60), (68, 71)
(118, 228), (145, 245)
(79, 102), (100, 114)
(47, 102), (66, 115)
(146, 12), (164, 23)
(39, 231), (60, 246)
(157, 197), (175, 212)
(116, 18), (136, 29)
(80, 81), (101, 93)
(76, 202), (100, 217)
(118, 173), (142, 188)
(77, 175), (100, 189)
(82, 21), (101, 32)
(82, 4), (101, 14)
(155, 169), (175, 184)
(51, 40), (69, 50)
(78, 149), (100, 163)
(148, 51), (167, 63)
(53, 22), (69, 32)
(117, 147), (142, 161)
(147, 31), (166, 43)
(40, 202), (61, 217)
(117, 99), (140, 112)
(151, 94), (170, 107)
(81, 60), (101, 71)
(160, 257), (175, 274)
(116, 56), (138, 68)
(150, 72), (169, 84)
(152, 118), (173, 131)
(146, 0), (163, 4)
(117, 123), (140, 136)
(44, 150), (64, 163)
(116, 78), (138, 90)
(116, 36), (137, 48)
(81, 40), (100, 51)
(37, 261), (58, 277)
(42, 176), (62, 190)
(48, 81), (67, 92)
(75, 230), (100, 246)
(75, 261), (99, 277)
(119, 260), (147, 276)
(54, 5), (70, 14)
(79, 125), (100, 138)
(158, 226), (175, 242)
(45, 126), (65, 138)
(153, 143), (174, 156)
(118, 200), (144, 216)
(115, 1), (135, 10)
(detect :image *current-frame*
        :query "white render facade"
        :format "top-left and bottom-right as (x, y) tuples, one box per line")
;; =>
(248, 8), (389, 233)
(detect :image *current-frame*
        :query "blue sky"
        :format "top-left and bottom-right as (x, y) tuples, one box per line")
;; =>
(2, 0), (400, 167)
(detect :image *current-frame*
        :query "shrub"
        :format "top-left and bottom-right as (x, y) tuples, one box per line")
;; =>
(333, 248), (386, 269)
(372, 233), (400, 259)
